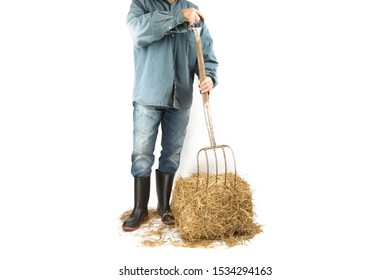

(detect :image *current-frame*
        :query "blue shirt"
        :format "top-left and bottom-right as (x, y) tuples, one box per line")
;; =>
(126, 0), (219, 109)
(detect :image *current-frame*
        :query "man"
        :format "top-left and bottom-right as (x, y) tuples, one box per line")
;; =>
(122, 0), (218, 231)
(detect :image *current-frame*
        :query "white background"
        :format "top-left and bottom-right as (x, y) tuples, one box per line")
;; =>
(1, 0), (389, 279)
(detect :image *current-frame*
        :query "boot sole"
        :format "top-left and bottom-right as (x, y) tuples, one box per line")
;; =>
(122, 215), (149, 232)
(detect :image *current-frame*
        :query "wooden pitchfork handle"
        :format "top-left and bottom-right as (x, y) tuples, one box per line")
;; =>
(190, 22), (217, 148)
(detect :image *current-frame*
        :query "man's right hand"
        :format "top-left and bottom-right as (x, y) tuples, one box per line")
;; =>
(181, 8), (205, 26)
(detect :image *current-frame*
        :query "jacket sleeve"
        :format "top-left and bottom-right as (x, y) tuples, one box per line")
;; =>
(199, 24), (219, 87)
(126, 0), (186, 48)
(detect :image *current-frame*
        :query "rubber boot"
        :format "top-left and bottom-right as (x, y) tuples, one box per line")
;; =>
(156, 169), (175, 225)
(122, 176), (150, 231)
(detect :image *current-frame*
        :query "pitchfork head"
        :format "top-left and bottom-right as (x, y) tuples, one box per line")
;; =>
(196, 144), (237, 190)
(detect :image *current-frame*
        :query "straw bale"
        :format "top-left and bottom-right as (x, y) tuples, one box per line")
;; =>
(171, 172), (261, 242)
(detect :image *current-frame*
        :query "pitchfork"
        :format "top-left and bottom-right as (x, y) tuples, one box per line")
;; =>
(190, 22), (237, 190)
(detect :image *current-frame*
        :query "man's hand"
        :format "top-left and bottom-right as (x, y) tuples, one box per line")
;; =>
(198, 77), (214, 94)
(181, 8), (205, 26)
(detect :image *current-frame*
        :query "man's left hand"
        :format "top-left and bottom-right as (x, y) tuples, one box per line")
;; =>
(198, 77), (214, 94)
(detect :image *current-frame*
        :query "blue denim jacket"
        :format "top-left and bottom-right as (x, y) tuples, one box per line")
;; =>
(126, 0), (219, 109)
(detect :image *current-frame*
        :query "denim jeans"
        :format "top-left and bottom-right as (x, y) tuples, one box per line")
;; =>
(131, 102), (191, 178)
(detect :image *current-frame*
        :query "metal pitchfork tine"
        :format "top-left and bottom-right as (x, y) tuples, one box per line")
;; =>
(190, 21), (237, 190)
